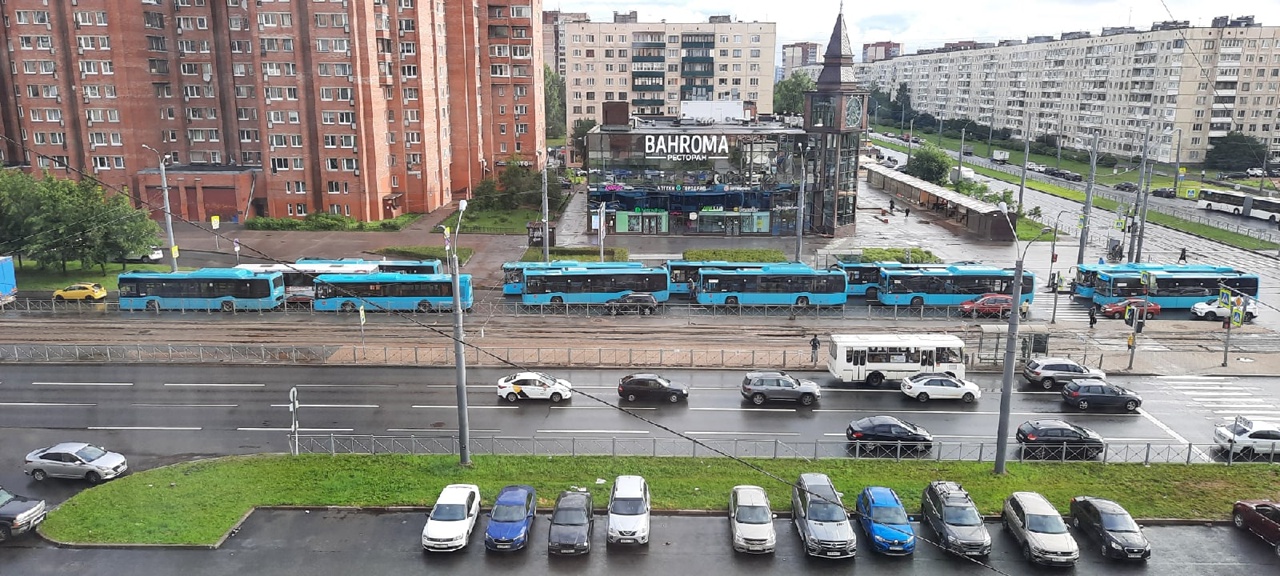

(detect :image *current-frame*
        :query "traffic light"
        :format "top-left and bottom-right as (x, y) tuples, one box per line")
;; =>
(1051, 253), (1058, 263)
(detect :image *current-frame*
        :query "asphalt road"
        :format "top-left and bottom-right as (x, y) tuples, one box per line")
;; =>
(2, 511), (1276, 574)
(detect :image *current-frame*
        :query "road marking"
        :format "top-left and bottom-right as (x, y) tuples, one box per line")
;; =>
(1158, 376), (1232, 380)
(814, 409), (1140, 417)
(87, 426), (202, 431)
(413, 405), (518, 410)
(536, 429), (650, 435)
(685, 431), (800, 436)
(1198, 403), (1275, 409)
(165, 383), (264, 388)
(1137, 408), (1208, 461)
(690, 407), (795, 412)
(1185, 392), (1253, 397)
(551, 406), (656, 410)
(237, 427), (354, 432)
(386, 428), (502, 434)
(0, 402), (96, 407)
(269, 404), (380, 409)
(295, 384), (398, 388)
(132, 403), (238, 408)
(33, 381), (131, 387)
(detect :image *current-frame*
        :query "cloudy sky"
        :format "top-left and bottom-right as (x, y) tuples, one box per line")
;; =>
(547, 1), (1280, 60)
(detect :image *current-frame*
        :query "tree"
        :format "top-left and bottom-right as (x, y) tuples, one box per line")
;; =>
(467, 178), (501, 211)
(1205, 132), (1267, 170)
(890, 82), (915, 124)
(904, 143), (951, 184)
(497, 156), (539, 209)
(91, 193), (163, 273)
(772, 71), (815, 115)
(571, 118), (597, 167)
(543, 65), (566, 140)
(0, 169), (45, 265)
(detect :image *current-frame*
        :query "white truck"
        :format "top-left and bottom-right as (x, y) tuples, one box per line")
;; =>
(991, 150), (1010, 164)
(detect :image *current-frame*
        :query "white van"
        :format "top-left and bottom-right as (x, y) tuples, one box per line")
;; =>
(607, 475), (650, 545)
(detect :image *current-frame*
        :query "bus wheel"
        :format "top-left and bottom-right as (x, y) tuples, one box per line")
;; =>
(551, 297), (564, 304)
(865, 287), (878, 300)
(417, 301), (432, 313)
(220, 301), (235, 313)
(910, 297), (924, 307)
(146, 300), (160, 312)
(340, 302), (357, 313)
(1233, 208), (1241, 215)
(796, 296), (810, 307)
(866, 372), (885, 388)
(726, 296), (739, 306)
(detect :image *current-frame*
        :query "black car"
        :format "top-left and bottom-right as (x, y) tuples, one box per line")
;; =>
(1016, 420), (1104, 459)
(1151, 187), (1177, 198)
(0, 486), (46, 543)
(1044, 167), (1066, 178)
(1061, 171), (1084, 182)
(1068, 497), (1150, 560)
(1219, 171), (1250, 180)
(920, 481), (992, 557)
(845, 415), (933, 451)
(1269, 168), (1280, 178)
(1061, 379), (1142, 412)
(548, 491), (594, 555)
(618, 373), (689, 403)
(605, 293), (658, 316)
(1114, 182), (1139, 192)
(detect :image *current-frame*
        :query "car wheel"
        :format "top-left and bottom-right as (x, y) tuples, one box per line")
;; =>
(1233, 512), (1246, 529)
(866, 372), (885, 387)
(751, 393), (766, 406)
(86, 471), (102, 484)
(1204, 311), (1218, 321)
(550, 393), (563, 403)
(54, 295), (65, 301)
(642, 307), (653, 315)
(1245, 313), (1256, 322)
(1040, 377), (1056, 390)
(1001, 517), (1010, 531)
(799, 393), (815, 406)
(1022, 544), (1032, 561)
(31, 469), (47, 481)
(1274, 543), (1280, 558)
(626, 393), (637, 402)
(1077, 399), (1090, 410)
(1072, 516), (1080, 528)
(962, 392), (975, 403)
(1144, 311), (1154, 319)
(0, 525), (9, 544)
(1109, 312), (1120, 319)
(668, 393), (680, 403)
(1125, 400), (1138, 412)
(505, 392), (519, 403)
(916, 392), (929, 403)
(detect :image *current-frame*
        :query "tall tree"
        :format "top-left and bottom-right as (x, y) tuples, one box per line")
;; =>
(772, 71), (816, 115)
(1205, 132), (1267, 170)
(904, 143), (951, 184)
(890, 82), (915, 125)
(571, 118), (597, 167)
(497, 156), (538, 209)
(91, 193), (163, 273)
(543, 65), (566, 140)
(0, 170), (44, 265)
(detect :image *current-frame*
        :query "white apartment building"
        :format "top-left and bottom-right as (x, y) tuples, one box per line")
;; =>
(854, 20), (1280, 166)
(562, 17), (776, 135)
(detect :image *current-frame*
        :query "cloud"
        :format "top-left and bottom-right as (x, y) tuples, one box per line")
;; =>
(856, 14), (911, 36)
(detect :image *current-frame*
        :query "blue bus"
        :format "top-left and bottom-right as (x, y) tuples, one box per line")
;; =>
(501, 260), (644, 295)
(693, 264), (847, 307)
(829, 261), (952, 299)
(664, 260), (778, 296)
(877, 265), (1036, 307)
(118, 268), (285, 312)
(521, 267), (670, 305)
(296, 257), (442, 275)
(1092, 269), (1259, 309)
(312, 272), (473, 312)
(1071, 263), (1237, 300)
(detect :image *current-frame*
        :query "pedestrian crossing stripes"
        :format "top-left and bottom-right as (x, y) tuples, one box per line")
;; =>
(1163, 377), (1280, 423)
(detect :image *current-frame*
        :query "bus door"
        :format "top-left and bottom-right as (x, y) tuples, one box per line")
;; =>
(839, 347), (865, 383)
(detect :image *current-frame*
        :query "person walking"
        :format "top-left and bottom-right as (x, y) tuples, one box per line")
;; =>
(904, 207), (911, 219)
(1019, 300), (1031, 319)
(809, 334), (820, 364)
(889, 199), (896, 213)
(1178, 247), (1188, 264)
(1088, 307), (1097, 328)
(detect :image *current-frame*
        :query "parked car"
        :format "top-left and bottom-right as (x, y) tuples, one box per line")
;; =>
(729, 485), (777, 554)
(959, 293), (1014, 318)
(23, 442), (128, 484)
(496, 372), (573, 403)
(900, 372), (981, 403)
(1214, 416), (1280, 457)
(1002, 491), (1080, 566)
(1219, 171), (1250, 180)
(422, 484), (481, 552)
(1061, 379), (1143, 412)
(1100, 297), (1161, 319)
(618, 373), (689, 403)
(1114, 182), (1139, 192)
(1022, 358), (1106, 389)
(845, 415), (933, 451)
(920, 481), (991, 557)
(484, 485), (537, 551)
(0, 486), (46, 543)
(1269, 168), (1280, 178)
(1247, 168), (1266, 177)
(1069, 496), (1150, 560)
(1231, 499), (1280, 557)
(1192, 298), (1257, 322)
(792, 473), (857, 558)
(1026, 162), (1046, 172)
(1151, 187), (1177, 198)
(115, 246), (164, 264)
(740, 371), (821, 406)
(1061, 171), (1084, 182)
(605, 292), (658, 316)
(856, 487), (916, 555)
(1016, 420), (1104, 459)
(606, 475), (650, 546)
(52, 282), (107, 301)
(548, 490), (594, 555)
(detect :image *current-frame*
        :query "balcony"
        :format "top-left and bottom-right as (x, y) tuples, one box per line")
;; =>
(681, 56), (713, 64)
(632, 55), (665, 63)
(680, 41), (715, 49)
(631, 98), (664, 106)
(632, 84), (664, 92)
(631, 70), (664, 78)
(680, 69), (713, 77)
(631, 41), (665, 48)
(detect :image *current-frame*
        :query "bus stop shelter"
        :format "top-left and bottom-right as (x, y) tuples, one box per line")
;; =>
(972, 323), (1051, 366)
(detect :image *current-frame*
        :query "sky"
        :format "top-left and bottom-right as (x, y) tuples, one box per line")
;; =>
(546, 1), (1280, 61)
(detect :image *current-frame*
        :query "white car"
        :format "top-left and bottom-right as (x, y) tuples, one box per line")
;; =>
(1214, 416), (1280, 456)
(422, 484), (481, 552)
(497, 372), (573, 403)
(1026, 162), (1045, 172)
(607, 475), (651, 545)
(729, 485), (777, 554)
(1191, 299), (1257, 322)
(1246, 167), (1266, 177)
(900, 373), (982, 403)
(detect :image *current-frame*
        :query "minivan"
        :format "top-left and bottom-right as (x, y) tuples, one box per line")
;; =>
(792, 473), (856, 558)
(606, 475), (650, 545)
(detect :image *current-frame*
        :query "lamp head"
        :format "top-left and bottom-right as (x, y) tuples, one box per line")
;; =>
(997, 201), (1010, 214)
(459, 199), (468, 213)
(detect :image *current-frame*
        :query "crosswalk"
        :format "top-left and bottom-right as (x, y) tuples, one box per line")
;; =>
(1158, 375), (1280, 424)
(1024, 290), (1094, 323)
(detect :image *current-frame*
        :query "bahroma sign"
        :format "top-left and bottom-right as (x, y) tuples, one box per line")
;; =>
(643, 134), (730, 161)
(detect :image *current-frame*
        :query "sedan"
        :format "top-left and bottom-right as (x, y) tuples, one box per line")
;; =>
(52, 283), (107, 301)
(1061, 379), (1142, 412)
(900, 373), (981, 403)
(548, 490), (594, 555)
(1191, 298), (1256, 322)
(845, 415), (933, 451)
(729, 485), (776, 554)
(959, 293), (1013, 318)
(422, 484), (481, 552)
(1232, 500), (1280, 557)
(1151, 187), (1177, 199)
(1114, 182), (1139, 192)
(485, 485), (536, 551)
(496, 372), (573, 403)
(1100, 298), (1161, 319)
(1016, 420), (1104, 460)
(618, 373), (689, 403)
(1069, 496), (1150, 560)
(23, 442), (128, 484)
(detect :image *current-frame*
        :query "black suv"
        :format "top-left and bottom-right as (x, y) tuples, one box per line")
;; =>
(618, 373), (689, 403)
(1016, 420), (1104, 459)
(0, 485), (46, 543)
(1151, 187), (1176, 198)
(1061, 171), (1083, 182)
(1061, 379), (1142, 412)
(1114, 182), (1139, 192)
(921, 481), (991, 557)
(605, 293), (658, 316)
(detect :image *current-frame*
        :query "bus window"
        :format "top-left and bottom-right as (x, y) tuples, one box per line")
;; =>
(920, 350), (933, 366)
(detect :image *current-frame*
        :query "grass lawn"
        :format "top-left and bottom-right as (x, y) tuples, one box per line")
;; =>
(547, 137), (566, 148)
(13, 259), (190, 291)
(38, 454), (1280, 545)
(439, 207), (547, 235)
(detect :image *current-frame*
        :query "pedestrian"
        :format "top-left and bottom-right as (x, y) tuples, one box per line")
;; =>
(809, 334), (820, 363)
(1178, 247), (1188, 264)
(904, 207), (910, 219)
(889, 199), (896, 213)
(1019, 300), (1030, 319)
(1088, 307), (1097, 328)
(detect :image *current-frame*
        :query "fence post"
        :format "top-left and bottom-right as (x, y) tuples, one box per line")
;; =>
(977, 443), (984, 462)
(734, 439), (739, 458)
(1102, 444), (1109, 464)
(652, 437), (657, 457)
(330, 433), (335, 456)
(774, 439), (779, 459)
(1186, 442), (1193, 465)
(612, 436), (617, 457)
(572, 437), (576, 457)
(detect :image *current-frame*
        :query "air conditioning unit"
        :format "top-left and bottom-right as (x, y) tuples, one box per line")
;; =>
(347, 76), (354, 83)
(90, 143), (97, 150)
(353, 169), (359, 176)
(267, 121), (273, 128)
(87, 119), (94, 126)
(77, 47), (84, 55)
(176, 28), (183, 35)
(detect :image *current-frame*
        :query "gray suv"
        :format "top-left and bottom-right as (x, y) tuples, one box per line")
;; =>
(740, 371), (821, 406)
(1002, 491), (1079, 566)
(792, 473), (856, 558)
(1021, 358), (1106, 390)
(920, 481), (991, 557)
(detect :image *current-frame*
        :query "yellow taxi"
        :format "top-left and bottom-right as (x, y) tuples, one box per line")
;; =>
(53, 282), (108, 301)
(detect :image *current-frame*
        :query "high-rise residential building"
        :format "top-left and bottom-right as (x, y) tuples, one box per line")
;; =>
(854, 16), (1280, 166)
(781, 41), (822, 78)
(0, 0), (542, 224)
(562, 15), (777, 152)
(861, 41), (901, 63)
(542, 10), (590, 78)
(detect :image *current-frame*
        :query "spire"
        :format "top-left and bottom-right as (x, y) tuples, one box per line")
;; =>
(817, 10), (856, 88)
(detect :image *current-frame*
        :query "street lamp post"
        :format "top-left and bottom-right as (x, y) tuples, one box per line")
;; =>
(446, 200), (472, 466)
(958, 128), (967, 172)
(906, 118), (916, 167)
(141, 144), (178, 272)
(1017, 109), (1031, 211)
(1049, 209), (1071, 324)
(538, 151), (550, 263)
(795, 144), (810, 263)
(1171, 128), (1183, 199)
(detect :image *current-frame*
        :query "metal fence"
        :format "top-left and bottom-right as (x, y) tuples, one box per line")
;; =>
(290, 434), (1280, 466)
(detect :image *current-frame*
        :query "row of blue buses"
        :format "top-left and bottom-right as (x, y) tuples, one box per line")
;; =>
(1091, 269), (1260, 309)
(501, 259), (779, 296)
(877, 265), (1037, 306)
(1070, 263), (1238, 300)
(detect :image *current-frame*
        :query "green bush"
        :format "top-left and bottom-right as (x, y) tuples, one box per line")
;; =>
(858, 247), (943, 263)
(244, 217), (306, 231)
(375, 245), (473, 264)
(681, 249), (789, 262)
(519, 247), (630, 262)
(303, 212), (356, 231)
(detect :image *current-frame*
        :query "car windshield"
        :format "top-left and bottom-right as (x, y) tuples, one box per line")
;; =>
(871, 506), (909, 524)
(491, 503), (527, 522)
(1101, 513), (1140, 532)
(1224, 423), (1250, 436)
(808, 501), (847, 522)
(1026, 514), (1069, 534)
(735, 505), (771, 525)
(0, 488), (12, 505)
(654, 376), (672, 387)
(610, 497), (645, 515)
(74, 445), (107, 462)
(552, 507), (589, 526)
(943, 505), (983, 526)
(430, 503), (468, 521)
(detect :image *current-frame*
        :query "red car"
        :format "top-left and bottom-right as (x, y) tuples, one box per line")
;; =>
(959, 294), (1014, 318)
(1232, 500), (1280, 557)
(1100, 298), (1161, 319)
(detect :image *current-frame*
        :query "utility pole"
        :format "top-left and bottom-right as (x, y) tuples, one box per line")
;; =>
(1017, 109), (1031, 211)
(937, 111), (945, 145)
(1134, 163), (1154, 262)
(1127, 123), (1151, 263)
(446, 201), (472, 467)
(958, 128), (967, 172)
(1223, 289), (1249, 367)
(1055, 115), (1064, 170)
(1172, 128), (1183, 200)
(1077, 133), (1099, 266)
(795, 147), (808, 263)
(142, 145), (178, 272)
(597, 202), (606, 262)
(906, 118), (916, 167)
(540, 151), (550, 263)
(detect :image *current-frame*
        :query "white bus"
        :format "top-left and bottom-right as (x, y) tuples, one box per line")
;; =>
(826, 334), (966, 386)
(234, 262), (378, 302)
(1248, 195), (1280, 223)
(1197, 189), (1250, 216)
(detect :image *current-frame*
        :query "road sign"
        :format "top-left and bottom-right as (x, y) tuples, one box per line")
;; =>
(1219, 288), (1232, 307)
(1114, 219), (1125, 230)
(1232, 308), (1245, 327)
(233, 238), (241, 252)
(211, 215), (220, 229)
(359, 305), (366, 326)
(170, 245), (180, 259)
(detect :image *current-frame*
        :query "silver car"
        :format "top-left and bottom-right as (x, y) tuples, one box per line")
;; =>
(740, 371), (821, 406)
(1002, 491), (1079, 566)
(23, 442), (128, 484)
(1021, 358), (1106, 390)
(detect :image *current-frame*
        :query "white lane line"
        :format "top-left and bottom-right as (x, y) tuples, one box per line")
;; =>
(0, 402), (96, 407)
(1185, 392), (1253, 397)
(690, 407), (795, 412)
(33, 381), (132, 387)
(1171, 386), (1247, 391)
(268, 404), (380, 409)
(1199, 403), (1276, 409)
(814, 409), (1139, 417)
(551, 406), (657, 410)
(165, 383), (264, 388)
(1218, 415), (1280, 421)
(536, 429), (650, 435)
(387, 428), (502, 434)
(237, 427), (354, 432)
(87, 426), (202, 431)
(1213, 410), (1280, 415)
(295, 384), (397, 388)
(132, 403), (239, 408)
(413, 405), (518, 410)
(685, 431), (800, 436)
(1158, 376), (1232, 380)
(1137, 408), (1208, 461)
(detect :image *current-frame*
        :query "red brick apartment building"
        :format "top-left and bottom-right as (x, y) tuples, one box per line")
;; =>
(0, 0), (543, 223)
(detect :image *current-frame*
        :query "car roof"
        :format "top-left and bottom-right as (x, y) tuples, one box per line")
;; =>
(1010, 492), (1056, 513)
(495, 485), (534, 504)
(863, 486), (901, 506)
(437, 484), (478, 505)
(746, 371), (786, 378)
(613, 475), (647, 496)
(1032, 357), (1078, 365)
(43, 442), (92, 453)
(556, 491), (591, 508)
(1068, 378), (1110, 386)
(732, 485), (770, 507)
(854, 415), (903, 427)
(1026, 419), (1072, 430)
(623, 373), (663, 381)
(1081, 497), (1128, 515)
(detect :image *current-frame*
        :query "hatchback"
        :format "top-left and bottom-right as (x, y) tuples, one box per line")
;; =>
(605, 292), (658, 316)
(23, 442), (128, 484)
(1021, 358), (1106, 389)
(1192, 298), (1257, 322)
(1100, 298), (1161, 319)
(1114, 182), (1139, 192)
(52, 283), (107, 301)
(900, 373), (981, 403)
(959, 293), (1013, 318)
(485, 485), (536, 551)
(618, 373), (689, 403)
(855, 487), (915, 555)
(729, 485), (777, 554)
(1069, 496), (1150, 560)
(1016, 420), (1104, 460)
(1151, 187), (1177, 198)
(1061, 379), (1142, 412)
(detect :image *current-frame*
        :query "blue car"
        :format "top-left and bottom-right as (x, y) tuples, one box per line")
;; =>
(485, 485), (537, 551)
(855, 486), (915, 555)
